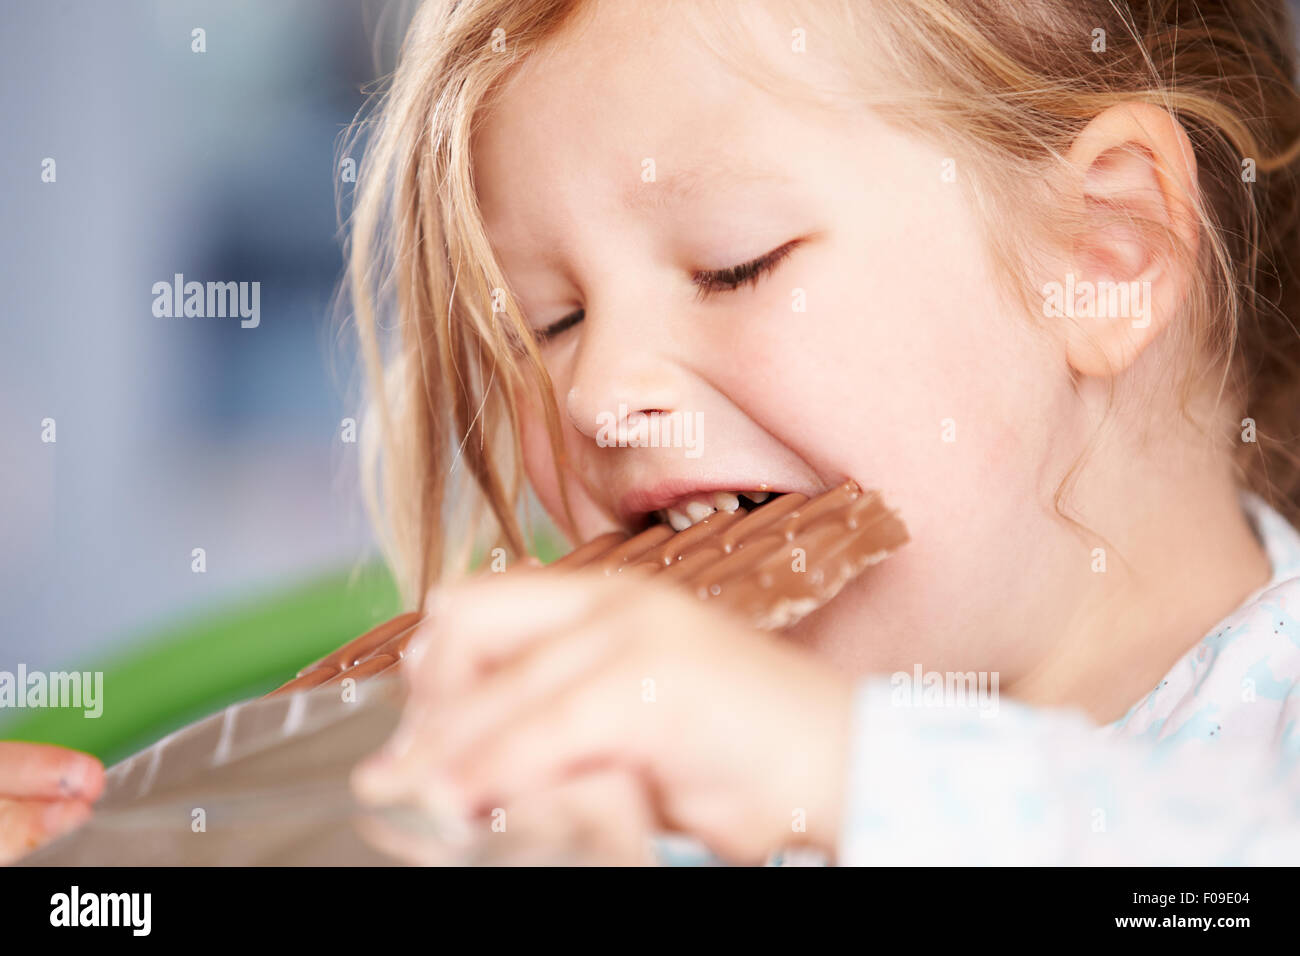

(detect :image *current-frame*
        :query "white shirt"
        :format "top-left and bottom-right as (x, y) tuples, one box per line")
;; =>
(837, 492), (1300, 865)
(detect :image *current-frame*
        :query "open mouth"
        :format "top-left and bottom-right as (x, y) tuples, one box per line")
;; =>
(650, 490), (786, 531)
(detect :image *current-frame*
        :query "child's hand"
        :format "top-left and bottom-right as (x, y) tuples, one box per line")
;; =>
(352, 572), (854, 863)
(356, 766), (658, 866)
(0, 742), (103, 864)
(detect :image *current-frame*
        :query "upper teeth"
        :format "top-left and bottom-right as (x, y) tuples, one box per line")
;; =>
(662, 491), (772, 531)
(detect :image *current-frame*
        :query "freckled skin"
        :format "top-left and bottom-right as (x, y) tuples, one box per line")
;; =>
(471, 0), (1269, 716)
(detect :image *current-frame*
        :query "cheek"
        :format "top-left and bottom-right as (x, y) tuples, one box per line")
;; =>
(723, 229), (1050, 498)
(516, 388), (623, 544)
(719, 178), (1066, 643)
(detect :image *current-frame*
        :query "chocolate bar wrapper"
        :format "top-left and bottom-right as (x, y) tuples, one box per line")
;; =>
(21, 678), (411, 866)
(22, 677), (645, 866)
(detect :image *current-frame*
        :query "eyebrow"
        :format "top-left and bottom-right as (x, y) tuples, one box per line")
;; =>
(620, 159), (795, 213)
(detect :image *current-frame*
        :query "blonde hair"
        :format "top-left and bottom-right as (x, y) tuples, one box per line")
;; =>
(348, 0), (1300, 606)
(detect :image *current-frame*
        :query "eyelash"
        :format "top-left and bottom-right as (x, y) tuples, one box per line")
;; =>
(533, 240), (799, 343)
(691, 240), (799, 302)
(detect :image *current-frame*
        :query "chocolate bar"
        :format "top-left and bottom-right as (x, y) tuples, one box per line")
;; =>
(270, 480), (907, 696)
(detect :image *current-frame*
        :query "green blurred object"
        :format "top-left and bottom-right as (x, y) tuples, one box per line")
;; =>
(0, 530), (569, 767)
(0, 563), (403, 766)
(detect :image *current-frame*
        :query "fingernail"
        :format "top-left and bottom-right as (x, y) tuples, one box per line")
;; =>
(406, 638), (429, 669)
(57, 762), (89, 798)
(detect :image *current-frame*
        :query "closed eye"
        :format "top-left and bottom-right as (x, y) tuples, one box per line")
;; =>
(692, 240), (800, 302)
(534, 308), (584, 344)
(533, 239), (801, 342)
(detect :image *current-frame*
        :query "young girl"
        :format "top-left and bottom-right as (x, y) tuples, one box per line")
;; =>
(339, 0), (1300, 864)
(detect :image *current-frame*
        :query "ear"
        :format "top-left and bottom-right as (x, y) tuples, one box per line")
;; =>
(1059, 103), (1200, 378)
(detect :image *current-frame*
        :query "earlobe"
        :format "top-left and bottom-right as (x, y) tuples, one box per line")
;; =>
(1059, 103), (1201, 379)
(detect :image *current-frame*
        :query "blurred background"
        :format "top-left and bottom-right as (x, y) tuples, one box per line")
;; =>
(1, 0), (422, 760)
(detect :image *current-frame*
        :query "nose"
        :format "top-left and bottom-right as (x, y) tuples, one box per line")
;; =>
(563, 328), (680, 444)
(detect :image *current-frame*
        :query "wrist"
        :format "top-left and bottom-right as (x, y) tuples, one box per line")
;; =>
(815, 677), (853, 855)
(778, 671), (854, 858)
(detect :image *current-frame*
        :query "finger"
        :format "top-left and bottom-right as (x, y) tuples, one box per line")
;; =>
(0, 797), (93, 864)
(427, 619), (617, 763)
(0, 743), (104, 800)
(379, 769), (656, 866)
(411, 572), (628, 699)
(353, 811), (466, 866)
(353, 616), (615, 800)
(471, 769), (656, 866)
(448, 659), (657, 814)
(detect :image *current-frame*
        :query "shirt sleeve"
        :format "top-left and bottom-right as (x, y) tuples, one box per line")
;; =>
(837, 677), (1300, 865)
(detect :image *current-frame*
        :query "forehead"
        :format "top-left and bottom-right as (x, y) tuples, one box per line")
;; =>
(470, 0), (812, 242)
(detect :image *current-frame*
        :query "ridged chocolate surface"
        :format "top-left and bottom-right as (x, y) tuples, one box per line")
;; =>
(269, 481), (908, 697)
